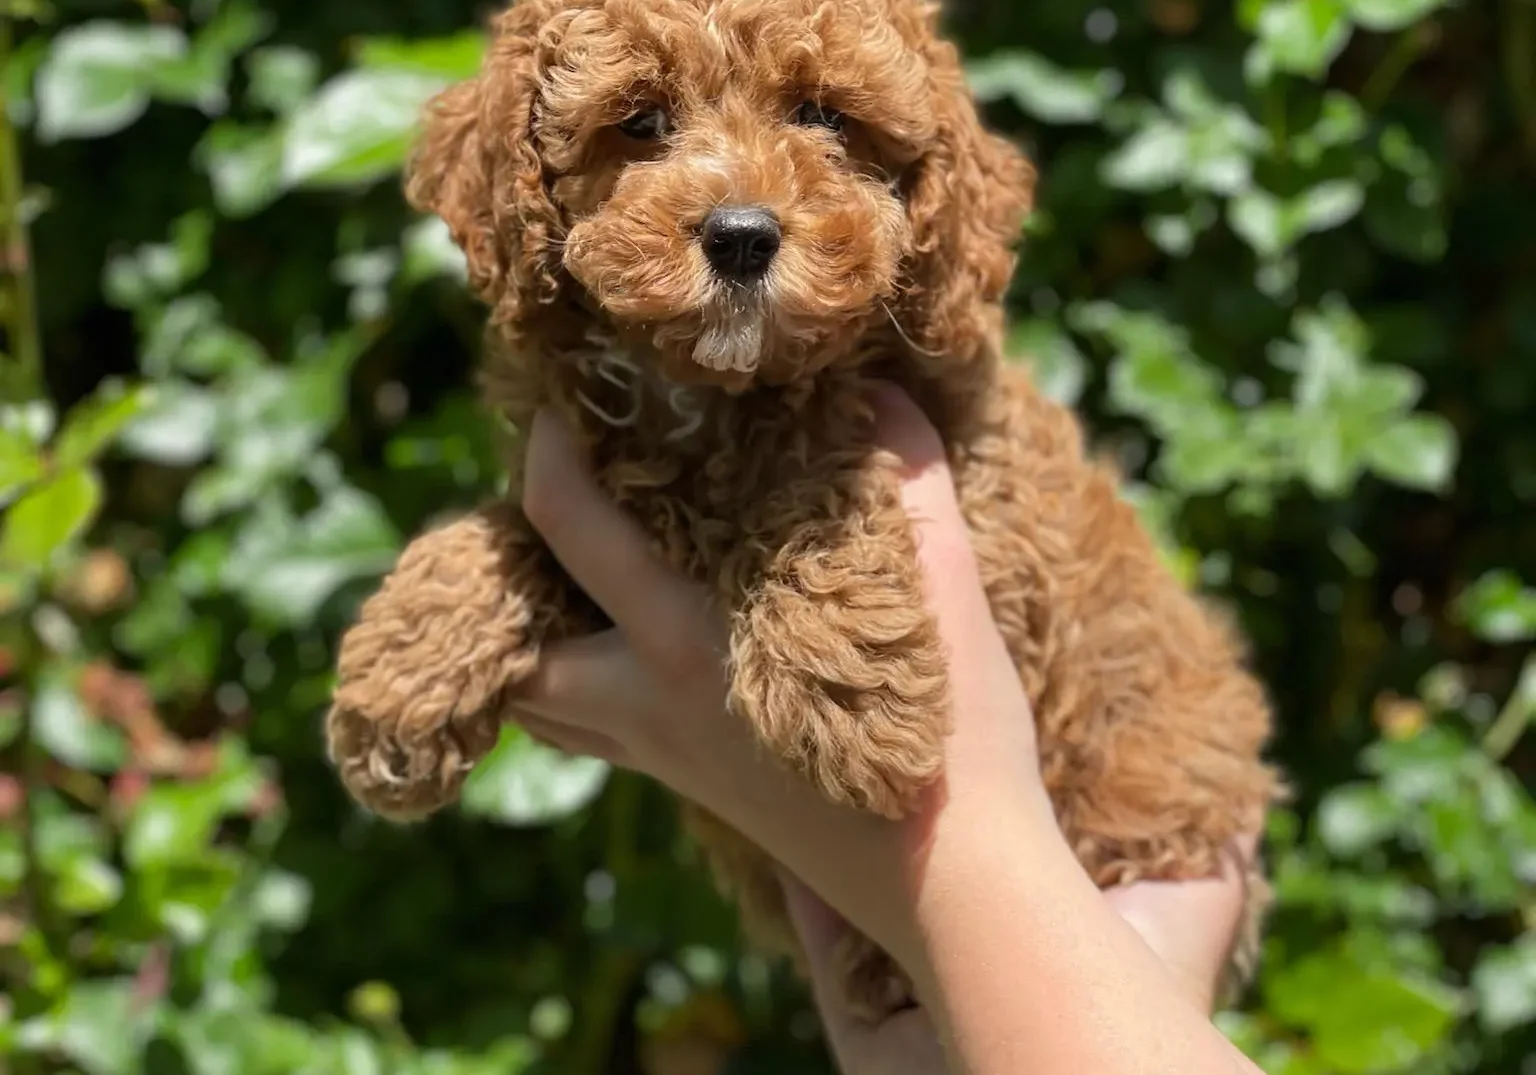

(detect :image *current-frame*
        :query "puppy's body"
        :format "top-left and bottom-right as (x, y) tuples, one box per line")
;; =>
(326, 0), (1278, 1016)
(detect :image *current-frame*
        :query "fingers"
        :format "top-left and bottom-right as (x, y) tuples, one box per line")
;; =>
(522, 409), (710, 656)
(867, 383), (1012, 671)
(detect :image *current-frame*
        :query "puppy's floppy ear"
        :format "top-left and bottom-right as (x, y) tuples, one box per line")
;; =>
(899, 31), (1035, 374)
(405, 1), (564, 331)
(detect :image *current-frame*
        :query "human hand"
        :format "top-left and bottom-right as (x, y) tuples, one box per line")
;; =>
(779, 836), (1258, 1075)
(515, 383), (1044, 973)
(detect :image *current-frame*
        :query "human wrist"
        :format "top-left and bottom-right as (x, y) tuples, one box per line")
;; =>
(897, 778), (1068, 987)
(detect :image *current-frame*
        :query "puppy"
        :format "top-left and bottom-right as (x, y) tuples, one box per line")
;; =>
(325, 0), (1279, 1019)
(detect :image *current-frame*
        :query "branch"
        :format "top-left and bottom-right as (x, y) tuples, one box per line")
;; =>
(0, 12), (44, 400)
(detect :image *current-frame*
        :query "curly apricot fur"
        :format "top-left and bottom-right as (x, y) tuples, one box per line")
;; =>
(326, 0), (1280, 1022)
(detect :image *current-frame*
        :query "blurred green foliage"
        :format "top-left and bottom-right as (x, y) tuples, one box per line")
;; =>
(1, 0), (1533, 1071)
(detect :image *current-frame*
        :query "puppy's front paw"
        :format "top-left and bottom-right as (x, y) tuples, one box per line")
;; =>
(729, 548), (950, 819)
(325, 507), (563, 821)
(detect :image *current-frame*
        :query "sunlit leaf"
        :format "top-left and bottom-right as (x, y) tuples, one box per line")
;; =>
(1247, 0), (1353, 83)
(1345, 0), (1452, 32)
(1318, 783), (1398, 857)
(221, 486), (400, 624)
(35, 22), (188, 142)
(55, 382), (149, 468)
(0, 468), (103, 571)
(461, 726), (611, 827)
(280, 68), (450, 189)
(33, 669), (127, 772)
(1457, 571), (1536, 644)
(1472, 935), (1536, 1034)
(967, 51), (1120, 123)
(0, 427), (44, 505)
(355, 31), (488, 79)
(1367, 413), (1457, 492)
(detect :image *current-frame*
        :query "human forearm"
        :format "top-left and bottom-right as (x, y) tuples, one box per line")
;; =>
(908, 791), (1264, 1075)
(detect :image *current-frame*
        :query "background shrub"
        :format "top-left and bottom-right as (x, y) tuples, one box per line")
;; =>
(1, 0), (1533, 1072)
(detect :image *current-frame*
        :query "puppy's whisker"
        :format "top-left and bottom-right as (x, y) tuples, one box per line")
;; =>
(881, 301), (944, 358)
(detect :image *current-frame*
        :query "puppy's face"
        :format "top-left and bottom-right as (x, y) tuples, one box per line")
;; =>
(410, 0), (1032, 390)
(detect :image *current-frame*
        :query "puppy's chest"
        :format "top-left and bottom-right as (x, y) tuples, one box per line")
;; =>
(571, 362), (879, 583)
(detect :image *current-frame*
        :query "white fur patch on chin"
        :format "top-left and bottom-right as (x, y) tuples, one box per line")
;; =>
(692, 311), (764, 374)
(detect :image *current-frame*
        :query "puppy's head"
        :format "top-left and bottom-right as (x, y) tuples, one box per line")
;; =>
(409, 0), (1033, 389)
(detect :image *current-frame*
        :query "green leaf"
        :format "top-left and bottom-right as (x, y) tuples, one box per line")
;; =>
(354, 31), (488, 79)
(253, 869), (314, 932)
(33, 670), (127, 772)
(196, 121), (286, 218)
(120, 380), (221, 465)
(1317, 783), (1399, 857)
(1457, 571), (1536, 644)
(967, 51), (1120, 124)
(1005, 319), (1088, 404)
(1247, 0), (1353, 84)
(280, 68), (450, 189)
(247, 45), (322, 115)
(461, 726), (611, 826)
(55, 855), (124, 916)
(35, 22), (188, 142)
(35, 978), (157, 1075)
(1366, 413), (1457, 492)
(0, 426), (44, 504)
(1264, 947), (1462, 1073)
(125, 741), (263, 869)
(221, 486), (400, 624)
(0, 468), (103, 571)
(1472, 935), (1536, 1034)
(54, 382), (149, 468)
(1101, 118), (1188, 191)
(1344, 0), (1451, 32)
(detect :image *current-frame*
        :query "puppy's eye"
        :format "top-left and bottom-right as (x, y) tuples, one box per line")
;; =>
(617, 107), (669, 140)
(793, 101), (846, 133)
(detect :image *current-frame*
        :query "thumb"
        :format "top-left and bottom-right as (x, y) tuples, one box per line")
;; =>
(867, 382), (1000, 663)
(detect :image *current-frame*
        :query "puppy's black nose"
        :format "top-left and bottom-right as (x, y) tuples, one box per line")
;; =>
(701, 206), (781, 281)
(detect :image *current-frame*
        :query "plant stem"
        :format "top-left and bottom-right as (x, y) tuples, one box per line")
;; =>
(566, 771), (647, 1075)
(1361, 26), (1432, 111)
(0, 13), (44, 402)
(1482, 655), (1535, 762)
(1506, 0), (1536, 164)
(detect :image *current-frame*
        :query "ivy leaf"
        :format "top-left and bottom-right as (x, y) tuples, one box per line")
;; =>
(221, 486), (400, 625)
(1005, 319), (1088, 405)
(1247, 0), (1353, 83)
(1472, 935), (1536, 1034)
(120, 380), (222, 465)
(35, 22), (188, 142)
(247, 45), (322, 115)
(1102, 118), (1189, 191)
(1344, 0), (1452, 32)
(461, 726), (611, 827)
(26, 978), (158, 1075)
(1457, 572), (1536, 644)
(280, 68), (450, 189)
(1317, 783), (1399, 857)
(967, 51), (1120, 124)
(1264, 947), (1462, 1073)
(354, 30), (489, 79)
(54, 382), (148, 468)
(33, 670), (127, 772)
(0, 427), (44, 505)
(1366, 413), (1457, 492)
(0, 468), (103, 571)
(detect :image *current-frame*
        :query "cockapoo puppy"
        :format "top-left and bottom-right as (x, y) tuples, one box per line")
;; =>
(325, 0), (1280, 1019)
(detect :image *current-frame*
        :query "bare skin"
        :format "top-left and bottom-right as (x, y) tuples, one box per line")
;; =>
(515, 385), (1266, 1075)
